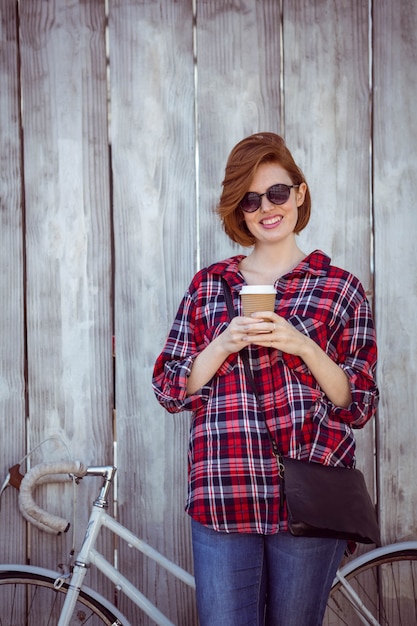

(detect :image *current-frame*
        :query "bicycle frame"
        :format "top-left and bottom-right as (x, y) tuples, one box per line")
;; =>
(58, 498), (195, 626)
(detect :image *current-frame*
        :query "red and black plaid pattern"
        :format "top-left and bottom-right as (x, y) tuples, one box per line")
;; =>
(152, 251), (379, 534)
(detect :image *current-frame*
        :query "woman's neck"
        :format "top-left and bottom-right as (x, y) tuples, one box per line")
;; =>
(239, 242), (306, 285)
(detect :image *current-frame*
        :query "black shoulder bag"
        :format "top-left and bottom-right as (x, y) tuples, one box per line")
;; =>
(221, 278), (380, 545)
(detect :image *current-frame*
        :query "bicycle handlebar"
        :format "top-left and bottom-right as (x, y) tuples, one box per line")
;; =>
(18, 461), (88, 534)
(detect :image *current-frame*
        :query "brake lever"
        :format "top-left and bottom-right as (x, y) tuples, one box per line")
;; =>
(0, 464), (25, 510)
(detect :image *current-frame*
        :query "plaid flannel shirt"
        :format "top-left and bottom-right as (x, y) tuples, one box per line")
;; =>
(152, 250), (379, 534)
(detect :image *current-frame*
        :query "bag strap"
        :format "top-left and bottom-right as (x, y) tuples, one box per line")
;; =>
(221, 278), (283, 466)
(221, 278), (261, 400)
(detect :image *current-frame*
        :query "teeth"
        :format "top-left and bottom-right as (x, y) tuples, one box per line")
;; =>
(262, 216), (282, 225)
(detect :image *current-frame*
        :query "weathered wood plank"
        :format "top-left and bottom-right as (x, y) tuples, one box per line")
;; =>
(373, 0), (417, 543)
(0, 0), (27, 564)
(285, 0), (372, 285)
(283, 0), (375, 517)
(109, 0), (197, 622)
(18, 0), (113, 583)
(196, 0), (283, 268)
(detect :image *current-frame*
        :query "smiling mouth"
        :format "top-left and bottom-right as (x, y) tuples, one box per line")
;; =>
(260, 216), (283, 226)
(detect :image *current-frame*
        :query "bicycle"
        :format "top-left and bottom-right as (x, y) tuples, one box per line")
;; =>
(0, 460), (415, 625)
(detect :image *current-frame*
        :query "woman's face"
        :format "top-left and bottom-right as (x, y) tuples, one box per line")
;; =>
(241, 162), (306, 246)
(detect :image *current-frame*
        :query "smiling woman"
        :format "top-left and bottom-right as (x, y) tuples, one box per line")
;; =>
(239, 162), (306, 253)
(152, 132), (379, 626)
(217, 133), (312, 248)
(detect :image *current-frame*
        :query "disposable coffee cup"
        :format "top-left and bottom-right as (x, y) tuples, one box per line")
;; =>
(240, 285), (276, 317)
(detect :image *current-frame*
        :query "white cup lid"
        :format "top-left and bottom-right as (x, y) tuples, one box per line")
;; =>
(240, 285), (276, 295)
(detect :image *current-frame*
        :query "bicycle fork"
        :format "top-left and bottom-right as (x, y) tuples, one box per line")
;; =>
(335, 570), (381, 626)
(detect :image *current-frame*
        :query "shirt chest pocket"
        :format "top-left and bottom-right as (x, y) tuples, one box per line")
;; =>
(282, 315), (329, 373)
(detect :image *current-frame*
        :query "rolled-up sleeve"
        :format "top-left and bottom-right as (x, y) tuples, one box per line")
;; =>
(153, 352), (212, 413)
(332, 296), (379, 427)
(152, 287), (213, 413)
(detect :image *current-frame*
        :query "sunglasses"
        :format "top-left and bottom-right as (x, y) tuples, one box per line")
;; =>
(239, 183), (299, 213)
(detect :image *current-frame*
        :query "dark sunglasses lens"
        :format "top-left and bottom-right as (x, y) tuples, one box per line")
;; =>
(240, 192), (261, 213)
(267, 184), (291, 205)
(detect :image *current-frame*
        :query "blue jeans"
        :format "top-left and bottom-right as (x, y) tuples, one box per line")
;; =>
(191, 519), (346, 626)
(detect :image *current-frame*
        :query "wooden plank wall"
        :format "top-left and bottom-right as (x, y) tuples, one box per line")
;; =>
(0, 0), (26, 567)
(0, 0), (416, 623)
(373, 0), (417, 543)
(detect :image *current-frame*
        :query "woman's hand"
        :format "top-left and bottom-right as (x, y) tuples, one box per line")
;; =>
(217, 315), (269, 354)
(186, 315), (266, 396)
(244, 311), (309, 356)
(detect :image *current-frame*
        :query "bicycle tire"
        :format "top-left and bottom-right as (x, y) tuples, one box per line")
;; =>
(0, 568), (124, 625)
(324, 544), (417, 625)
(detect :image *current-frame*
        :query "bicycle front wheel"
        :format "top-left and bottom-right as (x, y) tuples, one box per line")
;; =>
(324, 543), (417, 625)
(0, 567), (124, 625)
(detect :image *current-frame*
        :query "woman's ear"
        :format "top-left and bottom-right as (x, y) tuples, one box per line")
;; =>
(296, 182), (307, 207)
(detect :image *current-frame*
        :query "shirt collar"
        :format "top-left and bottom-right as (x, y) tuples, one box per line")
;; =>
(207, 255), (246, 289)
(207, 250), (331, 287)
(292, 250), (331, 277)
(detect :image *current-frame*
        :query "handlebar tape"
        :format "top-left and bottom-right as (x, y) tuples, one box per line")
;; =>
(18, 461), (88, 534)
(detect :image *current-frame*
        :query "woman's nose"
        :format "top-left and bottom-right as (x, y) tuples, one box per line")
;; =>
(259, 194), (274, 211)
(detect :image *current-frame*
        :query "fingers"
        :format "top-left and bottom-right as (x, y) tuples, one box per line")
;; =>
(232, 318), (264, 341)
(220, 317), (262, 353)
(243, 314), (279, 336)
(223, 315), (281, 353)
(250, 311), (280, 324)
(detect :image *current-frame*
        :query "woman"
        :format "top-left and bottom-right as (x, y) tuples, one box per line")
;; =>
(152, 132), (379, 625)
